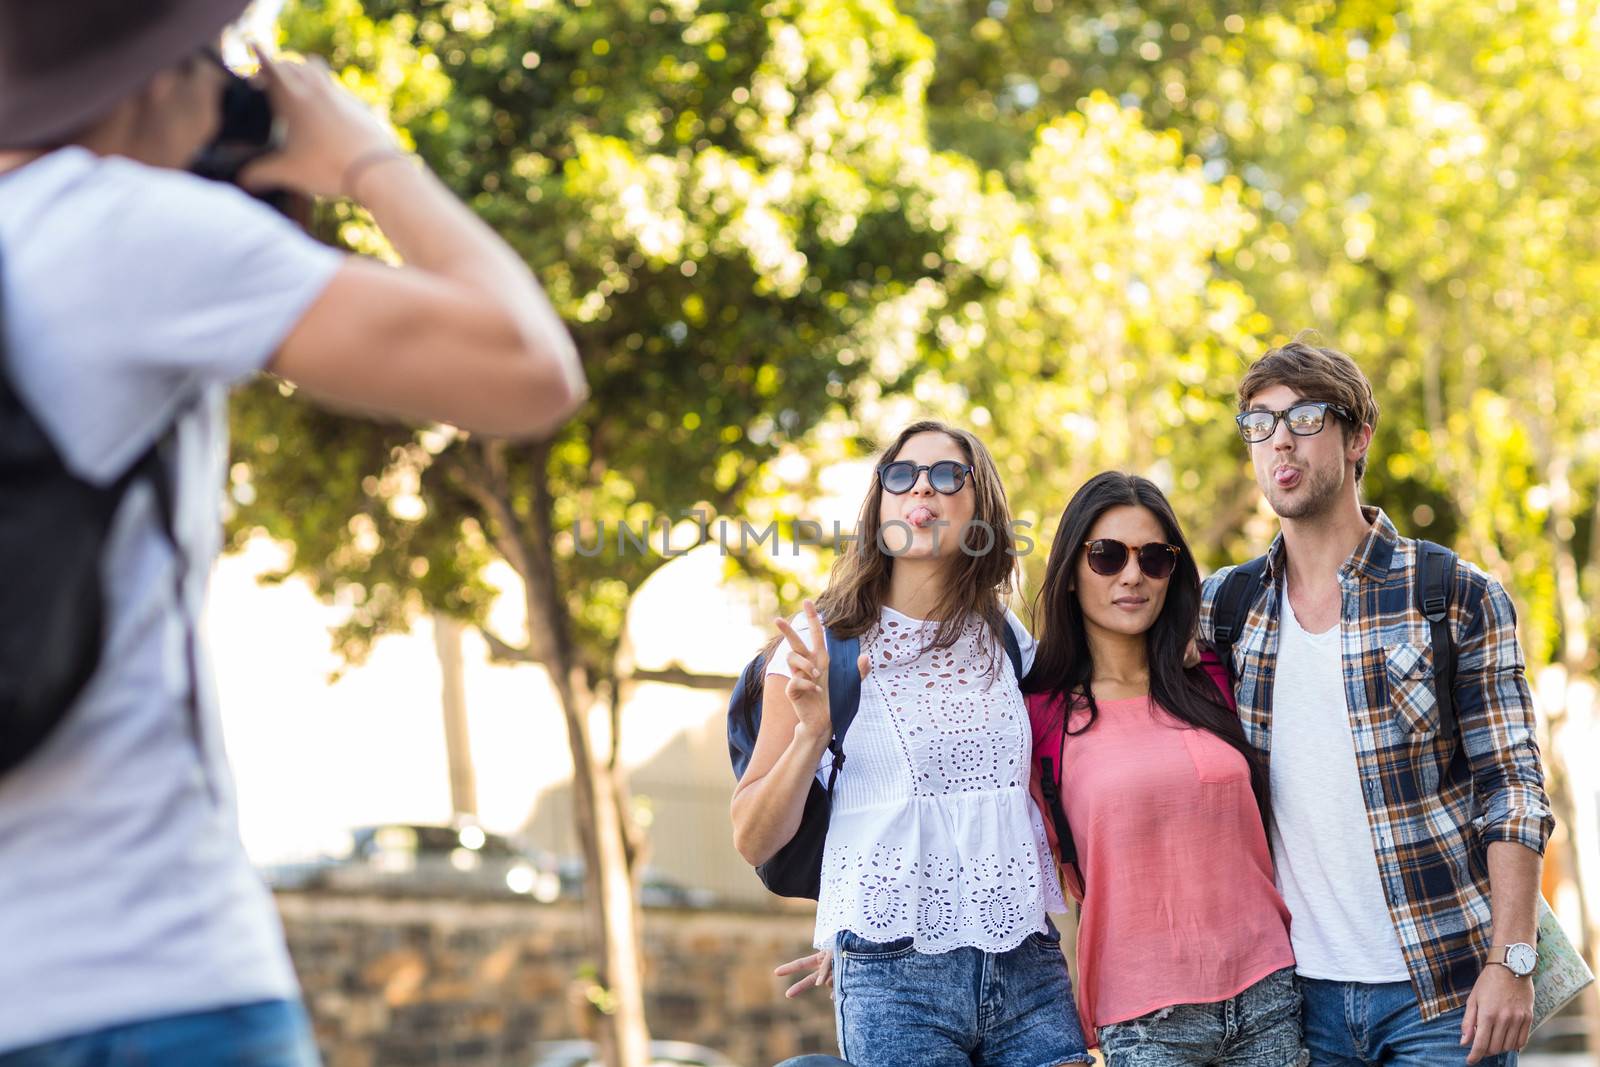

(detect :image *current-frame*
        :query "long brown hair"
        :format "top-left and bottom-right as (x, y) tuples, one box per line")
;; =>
(762, 420), (1018, 668)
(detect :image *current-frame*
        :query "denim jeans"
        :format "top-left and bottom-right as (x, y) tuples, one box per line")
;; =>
(1299, 977), (1517, 1066)
(0, 1000), (320, 1067)
(832, 920), (1092, 1067)
(1096, 967), (1306, 1067)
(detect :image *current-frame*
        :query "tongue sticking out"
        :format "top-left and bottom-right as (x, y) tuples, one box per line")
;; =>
(1275, 467), (1302, 488)
(908, 506), (936, 528)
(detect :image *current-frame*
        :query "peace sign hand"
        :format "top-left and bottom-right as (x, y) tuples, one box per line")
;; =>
(774, 600), (870, 744)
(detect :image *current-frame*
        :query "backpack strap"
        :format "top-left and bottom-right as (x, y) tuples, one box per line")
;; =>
(136, 417), (214, 802)
(1, 243), (211, 794)
(998, 614), (1024, 682)
(0, 245), (10, 384)
(1038, 717), (1077, 872)
(1415, 539), (1459, 744)
(821, 629), (864, 792)
(1212, 555), (1270, 688)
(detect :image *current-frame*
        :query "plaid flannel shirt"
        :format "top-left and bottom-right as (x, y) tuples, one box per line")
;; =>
(1199, 507), (1554, 1021)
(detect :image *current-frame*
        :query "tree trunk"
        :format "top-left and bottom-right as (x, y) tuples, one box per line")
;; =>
(433, 614), (478, 819)
(553, 670), (651, 1067)
(519, 440), (650, 1067)
(450, 440), (652, 1067)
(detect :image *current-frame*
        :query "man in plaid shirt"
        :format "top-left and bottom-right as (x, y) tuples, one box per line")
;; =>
(1199, 337), (1553, 1066)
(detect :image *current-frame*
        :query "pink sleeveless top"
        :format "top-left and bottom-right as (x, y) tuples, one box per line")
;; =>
(1026, 657), (1294, 1039)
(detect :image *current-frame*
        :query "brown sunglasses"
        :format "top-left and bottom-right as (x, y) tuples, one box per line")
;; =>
(1082, 539), (1182, 579)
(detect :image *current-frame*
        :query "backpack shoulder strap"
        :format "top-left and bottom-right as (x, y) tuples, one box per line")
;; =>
(727, 652), (769, 780)
(137, 415), (215, 801)
(821, 628), (864, 791)
(1038, 719), (1077, 870)
(0, 243), (11, 386)
(1415, 539), (1459, 743)
(998, 614), (1024, 682)
(1212, 555), (1269, 687)
(979, 607), (1025, 682)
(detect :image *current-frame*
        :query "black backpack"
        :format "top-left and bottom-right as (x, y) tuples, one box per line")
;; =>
(728, 613), (1024, 899)
(0, 247), (188, 777)
(1210, 540), (1461, 742)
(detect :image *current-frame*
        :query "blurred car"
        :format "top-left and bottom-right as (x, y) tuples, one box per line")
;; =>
(262, 822), (561, 901)
(529, 1040), (739, 1067)
(555, 858), (717, 909)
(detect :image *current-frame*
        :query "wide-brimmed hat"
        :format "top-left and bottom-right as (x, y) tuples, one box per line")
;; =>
(0, 0), (252, 149)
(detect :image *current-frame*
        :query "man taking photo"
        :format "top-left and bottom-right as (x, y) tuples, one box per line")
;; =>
(0, 1), (586, 1062)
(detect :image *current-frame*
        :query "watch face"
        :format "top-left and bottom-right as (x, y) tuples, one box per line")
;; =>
(1506, 943), (1537, 976)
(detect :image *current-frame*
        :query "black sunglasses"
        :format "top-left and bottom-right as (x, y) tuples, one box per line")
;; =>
(878, 460), (973, 495)
(1235, 401), (1354, 444)
(1082, 539), (1182, 580)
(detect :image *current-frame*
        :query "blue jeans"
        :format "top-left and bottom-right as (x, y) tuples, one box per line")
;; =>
(0, 1000), (320, 1067)
(832, 921), (1092, 1067)
(1299, 978), (1516, 1066)
(1096, 967), (1306, 1066)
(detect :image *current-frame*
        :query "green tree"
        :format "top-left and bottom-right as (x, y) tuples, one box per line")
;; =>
(911, 0), (1600, 995)
(1138, 0), (1600, 951)
(855, 84), (1272, 599)
(1011, 0), (1600, 979)
(234, 2), (1014, 1063)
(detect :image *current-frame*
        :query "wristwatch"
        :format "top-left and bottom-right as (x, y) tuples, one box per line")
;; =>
(1487, 942), (1537, 978)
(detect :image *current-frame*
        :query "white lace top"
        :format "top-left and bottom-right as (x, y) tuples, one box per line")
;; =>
(766, 605), (1066, 954)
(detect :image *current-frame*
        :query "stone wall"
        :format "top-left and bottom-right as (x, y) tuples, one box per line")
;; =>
(276, 891), (836, 1067)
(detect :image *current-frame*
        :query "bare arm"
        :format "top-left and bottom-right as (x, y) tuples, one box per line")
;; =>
(730, 601), (871, 866)
(1453, 572), (1547, 1064)
(1486, 841), (1541, 955)
(242, 50), (586, 439)
(730, 672), (832, 866)
(1462, 841), (1540, 1063)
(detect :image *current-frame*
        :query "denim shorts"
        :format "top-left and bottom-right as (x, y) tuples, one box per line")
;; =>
(832, 921), (1093, 1067)
(0, 999), (320, 1067)
(1097, 966), (1307, 1067)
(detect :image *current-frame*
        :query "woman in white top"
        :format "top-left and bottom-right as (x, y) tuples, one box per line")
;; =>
(731, 420), (1091, 1067)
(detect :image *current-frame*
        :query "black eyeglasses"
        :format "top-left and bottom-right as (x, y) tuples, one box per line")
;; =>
(878, 460), (973, 495)
(1082, 539), (1182, 579)
(1235, 401), (1354, 444)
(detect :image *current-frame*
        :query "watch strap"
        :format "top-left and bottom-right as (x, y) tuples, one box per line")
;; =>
(1487, 943), (1534, 976)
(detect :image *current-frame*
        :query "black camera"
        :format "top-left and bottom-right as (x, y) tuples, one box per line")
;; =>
(190, 56), (280, 184)
(189, 53), (306, 222)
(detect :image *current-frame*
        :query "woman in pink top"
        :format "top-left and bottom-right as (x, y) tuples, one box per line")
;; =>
(1023, 472), (1305, 1066)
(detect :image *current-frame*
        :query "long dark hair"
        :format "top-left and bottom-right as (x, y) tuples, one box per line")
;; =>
(1024, 471), (1272, 834)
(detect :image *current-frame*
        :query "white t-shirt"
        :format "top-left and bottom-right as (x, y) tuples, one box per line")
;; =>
(0, 147), (342, 1050)
(1269, 589), (1410, 981)
(766, 604), (1066, 954)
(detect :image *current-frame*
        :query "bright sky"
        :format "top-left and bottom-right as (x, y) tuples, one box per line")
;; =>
(209, 537), (563, 862)
(207, 522), (824, 865)
(206, 445), (879, 869)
